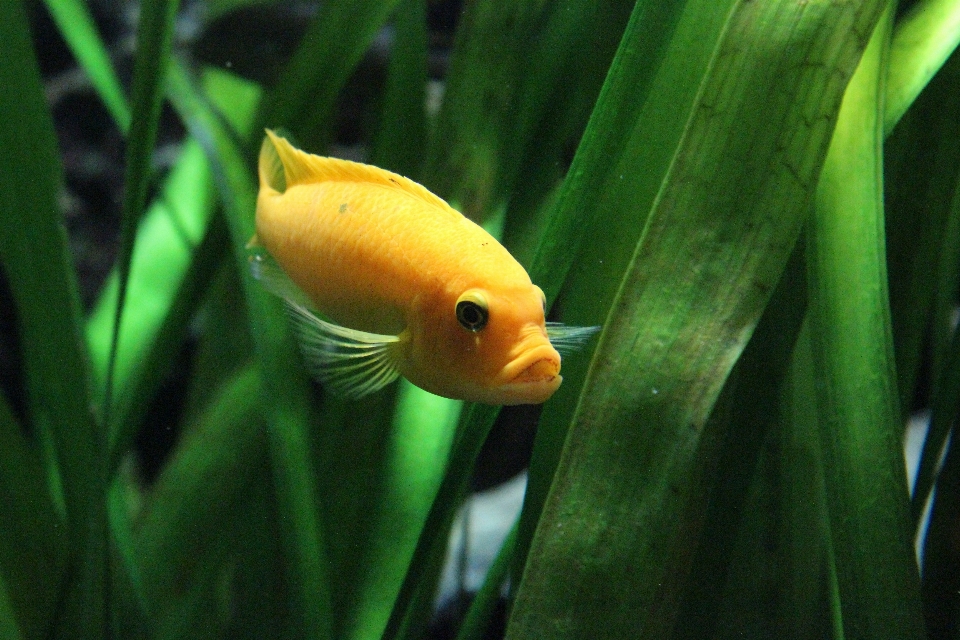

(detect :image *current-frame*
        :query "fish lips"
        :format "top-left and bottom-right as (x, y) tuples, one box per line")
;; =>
(494, 343), (563, 405)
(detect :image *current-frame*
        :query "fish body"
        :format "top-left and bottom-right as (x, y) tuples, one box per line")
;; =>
(252, 130), (597, 405)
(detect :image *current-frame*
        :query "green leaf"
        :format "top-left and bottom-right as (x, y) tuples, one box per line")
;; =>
(806, 5), (925, 638)
(507, 2), (889, 638)
(85, 142), (222, 466)
(515, 0), (730, 580)
(382, 402), (500, 640)
(0, 570), (23, 640)
(42, 0), (131, 131)
(334, 382), (460, 640)
(423, 0), (632, 223)
(671, 248), (807, 639)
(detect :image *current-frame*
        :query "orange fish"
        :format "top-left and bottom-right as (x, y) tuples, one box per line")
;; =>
(249, 130), (598, 405)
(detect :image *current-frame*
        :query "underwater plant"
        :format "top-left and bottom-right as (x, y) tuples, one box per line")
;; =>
(1, 0), (959, 639)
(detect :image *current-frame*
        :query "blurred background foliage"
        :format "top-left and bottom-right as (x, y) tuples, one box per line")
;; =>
(1, 0), (959, 638)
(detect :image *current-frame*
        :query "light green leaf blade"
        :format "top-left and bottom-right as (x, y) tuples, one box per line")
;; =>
(42, 0), (131, 131)
(806, 6), (925, 638)
(85, 143), (220, 464)
(885, 0), (960, 133)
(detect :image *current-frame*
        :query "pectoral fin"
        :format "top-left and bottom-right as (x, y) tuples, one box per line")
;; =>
(284, 302), (401, 399)
(248, 249), (401, 398)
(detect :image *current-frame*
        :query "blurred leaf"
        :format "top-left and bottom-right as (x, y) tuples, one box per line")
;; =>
(205, 0), (282, 23)
(0, 570), (23, 640)
(0, 0), (103, 635)
(0, 392), (67, 639)
(334, 382), (460, 640)
(133, 364), (265, 638)
(85, 143), (222, 466)
(169, 62), (333, 639)
(424, 0), (631, 222)
(806, 6), (925, 638)
(42, 0), (131, 131)
(226, 461), (287, 640)
(508, 2), (889, 638)
(886, 0), (960, 133)
(257, 0), (401, 150)
(105, 0), (180, 420)
(370, 0), (428, 178)
(383, 402), (500, 640)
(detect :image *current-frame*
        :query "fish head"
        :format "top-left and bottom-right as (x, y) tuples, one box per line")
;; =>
(407, 283), (563, 405)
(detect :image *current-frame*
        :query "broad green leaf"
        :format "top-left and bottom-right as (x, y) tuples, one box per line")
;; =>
(671, 248), (807, 639)
(806, 6), (925, 638)
(515, 0), (733, 579)
(508, 2), (889, 638)
(42, 0), (131, 131)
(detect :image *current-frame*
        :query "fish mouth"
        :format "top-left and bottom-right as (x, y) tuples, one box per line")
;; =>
(494, 344), (562, 405)
(511, 358), (560, 384)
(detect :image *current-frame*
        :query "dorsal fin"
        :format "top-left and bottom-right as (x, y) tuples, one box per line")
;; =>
(260, 130), (459, 216)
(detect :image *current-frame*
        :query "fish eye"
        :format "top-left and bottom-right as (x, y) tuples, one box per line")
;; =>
(534, 285), (547, 311)
(455, 291), (488, 332)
